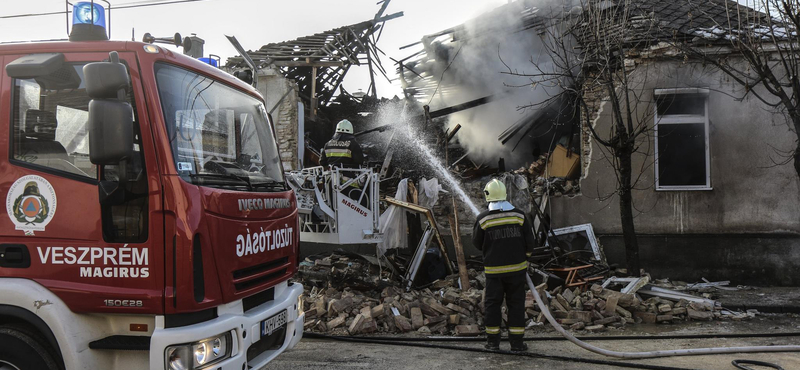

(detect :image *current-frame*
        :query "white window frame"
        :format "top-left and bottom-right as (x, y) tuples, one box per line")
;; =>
(545, 223), (604, 261)
(653, 88), (712, 191)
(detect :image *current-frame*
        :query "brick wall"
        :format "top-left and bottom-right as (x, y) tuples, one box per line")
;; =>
(275, 88), (299, 171)
(257, 67), (300, 171)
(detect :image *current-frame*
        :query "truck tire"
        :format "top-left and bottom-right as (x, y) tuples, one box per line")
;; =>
(0, 325), (59, 370)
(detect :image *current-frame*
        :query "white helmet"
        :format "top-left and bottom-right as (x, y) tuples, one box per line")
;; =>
(484, 178), (507, 202)
(336, 119), (354, 134)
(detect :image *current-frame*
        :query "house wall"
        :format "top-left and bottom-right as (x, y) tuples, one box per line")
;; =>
(256, 67), (300, 171)
(550, 59), (800, 285)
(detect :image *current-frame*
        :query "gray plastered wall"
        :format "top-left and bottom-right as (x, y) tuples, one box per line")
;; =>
(549, 56), (800, 284)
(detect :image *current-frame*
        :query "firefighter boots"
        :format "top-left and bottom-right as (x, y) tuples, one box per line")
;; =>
(510, 336), (528, 352)
(484, 334), (500, 351)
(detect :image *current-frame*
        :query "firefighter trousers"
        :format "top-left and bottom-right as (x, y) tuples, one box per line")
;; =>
(484, 273), (526, 337)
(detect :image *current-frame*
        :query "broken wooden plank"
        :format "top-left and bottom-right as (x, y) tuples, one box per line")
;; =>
(449, 197), (470, 290)
(386, 197), (454, 275)
(446, 124), (462, 142)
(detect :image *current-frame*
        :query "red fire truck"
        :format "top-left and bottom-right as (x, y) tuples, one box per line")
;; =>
(0, 3), (303, 370)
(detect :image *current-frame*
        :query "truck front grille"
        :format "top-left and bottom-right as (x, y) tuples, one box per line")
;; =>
(232, 257), (289, 292)
(242, 287), (275, 313)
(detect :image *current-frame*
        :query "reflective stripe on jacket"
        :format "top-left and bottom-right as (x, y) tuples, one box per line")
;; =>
(472, 208), (535, 276)
(320, 132), (364, 167)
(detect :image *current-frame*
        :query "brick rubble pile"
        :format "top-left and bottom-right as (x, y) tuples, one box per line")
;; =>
(297, 254), (753, 336)
(539, 282), (754, 333)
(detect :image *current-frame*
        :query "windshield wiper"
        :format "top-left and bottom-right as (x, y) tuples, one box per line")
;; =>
(200, 161), (255, 191)
(189, 173), (253, 191)
(251, 180), (288, 191)
(189, 173), (287, 192)
(224, 172), (253, 191)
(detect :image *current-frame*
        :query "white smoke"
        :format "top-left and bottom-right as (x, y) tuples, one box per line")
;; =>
(409, 0), (571, 168)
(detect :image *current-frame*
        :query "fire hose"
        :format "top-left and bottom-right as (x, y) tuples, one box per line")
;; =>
(523, 273), (800, 359)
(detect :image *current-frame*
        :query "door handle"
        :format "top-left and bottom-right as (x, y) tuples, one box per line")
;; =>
(0, 244), (31, 268)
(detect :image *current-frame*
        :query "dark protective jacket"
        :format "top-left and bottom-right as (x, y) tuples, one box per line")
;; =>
(472, 207), (535, 276)
(319, 132), (364, 168)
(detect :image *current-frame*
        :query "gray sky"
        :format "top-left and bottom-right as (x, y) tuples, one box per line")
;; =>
(1, 0), (508, 98)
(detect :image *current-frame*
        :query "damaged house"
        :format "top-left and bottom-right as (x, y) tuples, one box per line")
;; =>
(225, 2), (402, 171)
(286, 0), (800, 336)
(395, 0), (800, 286)
(549, 0), (800, 286)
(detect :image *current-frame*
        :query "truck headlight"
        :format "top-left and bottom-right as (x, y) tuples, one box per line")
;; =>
(166, 332), (232, 370)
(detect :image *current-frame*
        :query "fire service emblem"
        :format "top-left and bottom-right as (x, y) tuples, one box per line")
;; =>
(6, 175), (57, 235)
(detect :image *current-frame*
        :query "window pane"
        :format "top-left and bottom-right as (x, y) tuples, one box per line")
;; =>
(11, 64), (142, 181)
(155, 63), (285, 189)
(656, 94), (705, 116)
(657, 123), (707, 187)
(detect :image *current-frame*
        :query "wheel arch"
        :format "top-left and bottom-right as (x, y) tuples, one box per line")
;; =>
(0, 304), (64, 369)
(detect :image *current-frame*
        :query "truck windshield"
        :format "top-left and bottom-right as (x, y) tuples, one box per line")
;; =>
(154, 63), (285, 191)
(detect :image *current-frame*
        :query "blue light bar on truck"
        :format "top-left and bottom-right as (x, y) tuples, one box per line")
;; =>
(69, 2), (109, 41)
(198, 58), (218, 68)
(73, 2), (106, 28)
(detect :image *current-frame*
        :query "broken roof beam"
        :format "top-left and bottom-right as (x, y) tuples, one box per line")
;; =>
(428, 95), (494, 120)
(373, 0), (391, 22)
(355, 96), (494, 137)
(225, 9), (402, 108)
(372, 12), (404, 25)
(446, 124), (461, 142)
(399, 27), (458, 50)
(270, 61), (345, 67)
(448, 152), (470, 169)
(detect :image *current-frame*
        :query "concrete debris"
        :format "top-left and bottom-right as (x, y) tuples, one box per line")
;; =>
(513, 154), (580, 197)
(455, 325), (481, 337)
(550, 282), (752, 332)
(297, 252), (752, 336)
(300, 280), (485, 336)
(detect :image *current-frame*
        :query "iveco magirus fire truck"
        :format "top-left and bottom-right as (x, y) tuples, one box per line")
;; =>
(0, 2), (303, 370)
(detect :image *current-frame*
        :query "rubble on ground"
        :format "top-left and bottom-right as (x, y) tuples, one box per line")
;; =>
(296, 253), (754, 336)
(300, 272), (486, 336)
(537, 279), (755, 333)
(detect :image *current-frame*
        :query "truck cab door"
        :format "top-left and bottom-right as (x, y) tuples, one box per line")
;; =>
(0, 51), (164, 314)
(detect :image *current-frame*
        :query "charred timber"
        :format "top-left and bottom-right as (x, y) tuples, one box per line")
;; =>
(355, 95), (494, 137)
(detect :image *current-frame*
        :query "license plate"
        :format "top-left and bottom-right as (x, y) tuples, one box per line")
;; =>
(261, 310), (287, 337)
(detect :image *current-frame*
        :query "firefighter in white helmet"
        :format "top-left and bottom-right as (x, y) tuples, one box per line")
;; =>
(472, 178), (535, 352)
(320, 119), (364, 168)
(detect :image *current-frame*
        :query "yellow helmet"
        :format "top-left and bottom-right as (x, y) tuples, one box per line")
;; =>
(484, 179), (507, 202)
(336, 119), (354, 134)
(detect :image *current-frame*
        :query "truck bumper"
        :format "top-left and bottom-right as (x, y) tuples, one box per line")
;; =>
(149, 281), (304, 370)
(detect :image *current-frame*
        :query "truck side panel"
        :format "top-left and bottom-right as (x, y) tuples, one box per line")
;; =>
(0, 278), (155, 370)
(0, 51), (165, 315)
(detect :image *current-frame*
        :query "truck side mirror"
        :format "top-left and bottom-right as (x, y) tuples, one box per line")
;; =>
(87, 100), (133, 165)
(85, 51), (134, 204)
(84, 51), (134, 167)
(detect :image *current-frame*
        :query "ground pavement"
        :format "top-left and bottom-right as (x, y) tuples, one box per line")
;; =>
(267, 313), (800, 370)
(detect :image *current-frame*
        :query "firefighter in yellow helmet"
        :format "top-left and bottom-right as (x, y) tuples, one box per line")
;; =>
(472, 178), (535, 352)
(320, 120), (364, 168)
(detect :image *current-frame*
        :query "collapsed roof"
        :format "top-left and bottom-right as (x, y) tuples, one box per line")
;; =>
(396, 0), (773, 102)
(227, 2), (402, 109)
(570, 0), (776, 46)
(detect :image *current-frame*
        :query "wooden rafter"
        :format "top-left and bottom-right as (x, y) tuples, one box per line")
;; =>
(226, 8), (403, 109)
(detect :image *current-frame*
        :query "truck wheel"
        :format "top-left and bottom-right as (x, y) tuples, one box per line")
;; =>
(0, 325), (59, 370)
